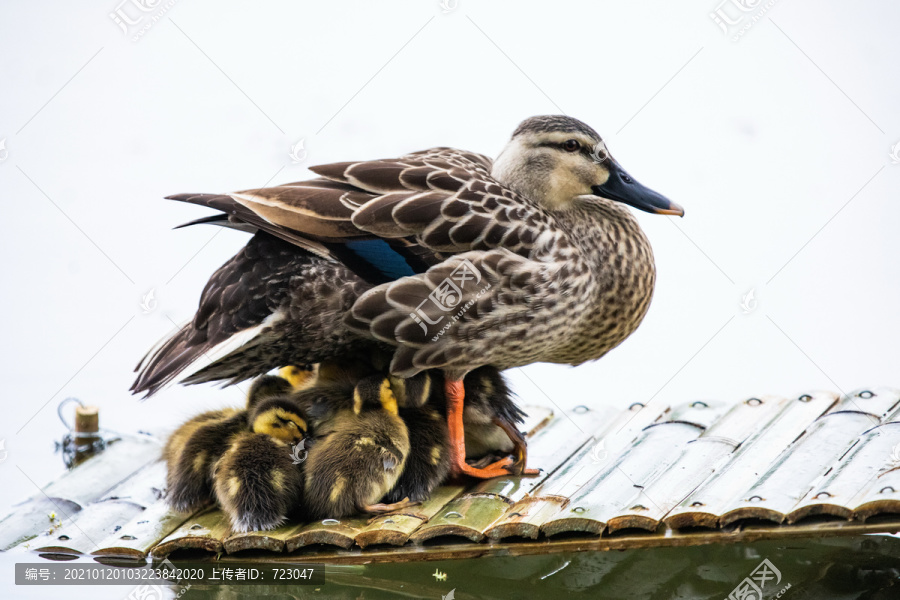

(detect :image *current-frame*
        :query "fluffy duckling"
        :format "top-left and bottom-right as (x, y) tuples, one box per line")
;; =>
(383, 372), (451, 504)
(163, 408), (249, 513)
(293, 356), (391, 426)
(459, 366), (536, 476)
(163, 373), (301, 513)
(303, 375), (412, 519)
(386, 366), (533, 500)
(213, 393), (310, 532)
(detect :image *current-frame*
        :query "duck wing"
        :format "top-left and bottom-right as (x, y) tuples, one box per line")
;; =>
(346, 249), (572, 377)
(215, 147), (558, 260)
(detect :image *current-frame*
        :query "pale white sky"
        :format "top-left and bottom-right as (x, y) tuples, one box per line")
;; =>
(0, 0), (898, 556)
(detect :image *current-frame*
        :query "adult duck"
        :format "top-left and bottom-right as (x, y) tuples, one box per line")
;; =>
(132, 115), (683, 478)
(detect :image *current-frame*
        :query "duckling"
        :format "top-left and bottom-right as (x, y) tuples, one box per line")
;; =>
(163, 408), (248, 513)
(387, 366), (534, 499)
(163, 373), (302, 513)
(213, 394), (310, 532)
(383, 372), (451, 504)
(459, 366), (536, 476)
(292, 355), (391, 427)
(303, 375), (412, 519)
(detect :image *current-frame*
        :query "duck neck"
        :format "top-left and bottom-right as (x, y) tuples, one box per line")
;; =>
(568, 197), (656, 314)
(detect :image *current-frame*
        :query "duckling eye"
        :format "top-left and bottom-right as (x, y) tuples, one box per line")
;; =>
(563, 139), (580, 152)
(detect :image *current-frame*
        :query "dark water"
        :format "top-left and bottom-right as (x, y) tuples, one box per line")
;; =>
(165, 534), (900, 600)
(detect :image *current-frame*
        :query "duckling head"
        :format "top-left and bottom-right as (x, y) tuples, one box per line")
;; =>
(278, 364), (317, 390)
(250, 397), (308, 446)
(246, 374), (295, 410)
(491, 115), (683, 216)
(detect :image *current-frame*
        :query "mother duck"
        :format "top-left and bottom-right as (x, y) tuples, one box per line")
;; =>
(132, 115), (683, 478)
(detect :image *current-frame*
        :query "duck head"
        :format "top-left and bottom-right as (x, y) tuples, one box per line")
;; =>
(492, 115), (683, 216)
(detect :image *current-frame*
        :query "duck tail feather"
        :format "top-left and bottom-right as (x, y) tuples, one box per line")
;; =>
(130, 323), (211, 399)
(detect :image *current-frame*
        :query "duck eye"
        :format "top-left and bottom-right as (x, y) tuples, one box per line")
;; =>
(563, 139), (580, 152)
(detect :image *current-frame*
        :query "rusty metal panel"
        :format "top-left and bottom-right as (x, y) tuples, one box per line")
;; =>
(607, 395), (786, 533)
(664, 391), (837, 529)
(540, 401), (727, 536)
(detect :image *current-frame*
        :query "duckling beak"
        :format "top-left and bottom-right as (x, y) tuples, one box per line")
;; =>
(592, 161), (684, 217)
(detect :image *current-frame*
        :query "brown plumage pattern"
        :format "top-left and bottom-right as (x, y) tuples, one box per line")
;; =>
(138, 115), (680, 480)
(384, 366), (525, 503)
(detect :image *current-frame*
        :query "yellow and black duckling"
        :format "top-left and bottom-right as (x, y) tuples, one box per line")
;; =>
(163, 407), (250, 513)
(459, 366), (537, 476)
(303, 374), (412, 519)
(382, 371), (451, 504)
(213, 391), (310, 532)
(386, 365), (535, 501)
(163, 371), (301, 514)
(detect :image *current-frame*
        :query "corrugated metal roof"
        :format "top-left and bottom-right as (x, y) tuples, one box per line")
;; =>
(5, 387), (900, 564)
